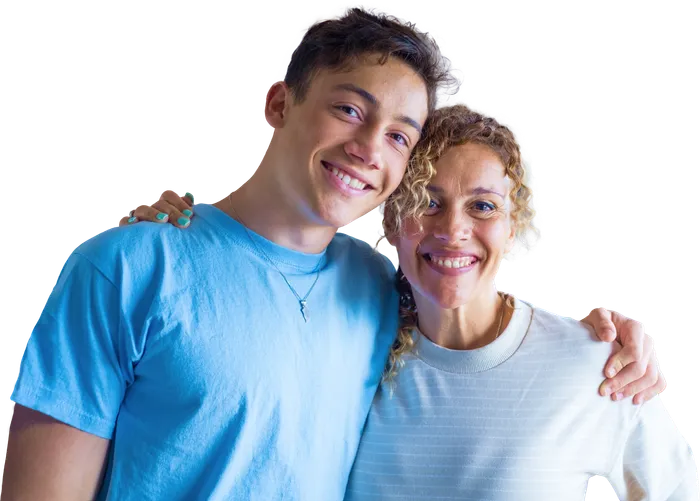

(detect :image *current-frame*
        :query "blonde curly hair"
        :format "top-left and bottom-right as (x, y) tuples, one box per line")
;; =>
(382, 104), (537, 382)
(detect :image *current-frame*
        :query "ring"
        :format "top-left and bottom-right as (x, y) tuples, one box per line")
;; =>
(126, 207), (138, 223)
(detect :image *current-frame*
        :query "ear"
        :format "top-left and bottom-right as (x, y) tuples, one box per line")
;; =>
(504, 220), (517, 254)
(264, 81), (292, 129)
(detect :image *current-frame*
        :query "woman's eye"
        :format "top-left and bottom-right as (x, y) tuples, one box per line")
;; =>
(474, 201), (496, 212)
(425, 199), (440, 214)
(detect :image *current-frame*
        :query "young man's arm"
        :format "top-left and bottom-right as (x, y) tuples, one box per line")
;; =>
(2, 405), (109, 500)
(6, 246), (140, 499)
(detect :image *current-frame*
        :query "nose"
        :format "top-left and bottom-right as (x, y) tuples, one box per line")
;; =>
(344, 123), (383, 170)
(433, 209), (473, 244)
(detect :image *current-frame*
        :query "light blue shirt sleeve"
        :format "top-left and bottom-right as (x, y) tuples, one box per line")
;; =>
(12, 252), (134, 439)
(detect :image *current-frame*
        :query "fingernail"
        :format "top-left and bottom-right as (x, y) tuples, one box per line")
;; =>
(156, 213), (168, 221)
(601, 386), (611, 396)
(183, 209), (193, 217)
(185, 192), (194, 203)
(606, 367), (617, 378)
(128, 216), (137, 224)
(613, 392), (624, 401)
(177, 216), (190, 226)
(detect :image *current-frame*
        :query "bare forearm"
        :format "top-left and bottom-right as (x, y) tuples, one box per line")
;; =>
(1, 405), (109, 501)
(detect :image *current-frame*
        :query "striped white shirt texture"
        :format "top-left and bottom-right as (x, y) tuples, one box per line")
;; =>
(345, 299), (698, 500)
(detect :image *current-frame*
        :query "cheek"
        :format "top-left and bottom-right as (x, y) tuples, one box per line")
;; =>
(400, 218), (422, 238)
(396, 246), (426, 298)
(301, 107), (342, 147)
(478, 218), (513, 257)
(383, 157), (409, 193)
(395, 237), (419, 263)
(285, 118), (319, 161)
(394, 233), (423, 271)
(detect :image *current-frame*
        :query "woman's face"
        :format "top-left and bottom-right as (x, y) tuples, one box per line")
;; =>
(391, 142), (516, 309)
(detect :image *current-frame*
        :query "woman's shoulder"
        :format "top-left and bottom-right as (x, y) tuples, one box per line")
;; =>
(517, 300), (619, 369)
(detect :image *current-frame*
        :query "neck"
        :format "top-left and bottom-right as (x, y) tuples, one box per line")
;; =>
(213, 153), (338, 254)
(415, 288), (512, 351)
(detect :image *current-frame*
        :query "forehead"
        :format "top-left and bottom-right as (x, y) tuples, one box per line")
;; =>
(432, 142), (508, 190)
(307, 56), (429, 123)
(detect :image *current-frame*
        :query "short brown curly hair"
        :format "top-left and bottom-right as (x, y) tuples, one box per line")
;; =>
(382, 104), (537, 382)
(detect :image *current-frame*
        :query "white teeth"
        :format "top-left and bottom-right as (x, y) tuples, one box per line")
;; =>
(430, 255), (474, 269)
(328, 165), (367, 190)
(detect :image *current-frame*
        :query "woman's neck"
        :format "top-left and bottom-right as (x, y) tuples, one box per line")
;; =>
(415, 289), (512, 351)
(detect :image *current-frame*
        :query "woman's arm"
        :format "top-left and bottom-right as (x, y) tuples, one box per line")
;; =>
(606, 398), (698, 500)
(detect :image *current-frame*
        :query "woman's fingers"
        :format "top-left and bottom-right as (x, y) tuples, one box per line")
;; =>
(119, 192), (195, 229)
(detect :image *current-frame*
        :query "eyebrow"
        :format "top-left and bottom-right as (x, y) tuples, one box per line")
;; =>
(334, 83), (423, 134)
(427, 185), (505, 198)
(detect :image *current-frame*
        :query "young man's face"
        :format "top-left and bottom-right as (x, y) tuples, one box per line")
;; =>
(271, 55), (429, 229)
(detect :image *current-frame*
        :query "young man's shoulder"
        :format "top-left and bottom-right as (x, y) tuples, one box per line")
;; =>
(331, 232), (396, 275)
(75, 224), (166, 271)
(73, 205), (222, 286)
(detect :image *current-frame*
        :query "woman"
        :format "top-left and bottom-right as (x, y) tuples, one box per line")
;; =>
(342, 105), (697, 499)
(119, 106), (689, 499)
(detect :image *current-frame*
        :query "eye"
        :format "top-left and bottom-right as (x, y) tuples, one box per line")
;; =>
(336, 105), (360, 118)
(388, 132), (409, 147)
(424, 199), (440, 215)
(474, 201), (497, 212)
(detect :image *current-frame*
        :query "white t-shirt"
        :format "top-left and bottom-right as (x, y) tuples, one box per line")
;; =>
(344, 298), (698, 500)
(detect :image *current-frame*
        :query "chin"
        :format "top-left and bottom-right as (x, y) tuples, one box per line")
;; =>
(419, 278), (477, 310)
(312, 207), (355, 229)
(414, 284), (467, 310)
(316, 201), (372, 229)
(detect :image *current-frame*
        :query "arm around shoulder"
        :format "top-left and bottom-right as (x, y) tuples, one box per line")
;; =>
(2, 404), (109, 500)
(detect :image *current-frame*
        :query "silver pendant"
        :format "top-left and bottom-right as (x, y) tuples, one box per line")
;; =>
(300, 300), (308, 323)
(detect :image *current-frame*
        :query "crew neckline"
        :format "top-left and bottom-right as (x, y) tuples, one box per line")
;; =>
(413, 298), (533, 374)
(193, 203), (328, 273)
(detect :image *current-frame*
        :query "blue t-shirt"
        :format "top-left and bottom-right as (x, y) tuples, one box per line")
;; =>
(12, 204), (398, 500)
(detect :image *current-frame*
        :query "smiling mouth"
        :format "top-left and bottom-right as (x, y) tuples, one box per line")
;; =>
(423, 253), (478, 269)
(322, 161), (373, 191)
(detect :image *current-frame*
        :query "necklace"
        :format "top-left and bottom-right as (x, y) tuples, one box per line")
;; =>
(227, 194), (324, 323)
(494, 293), (508, 340)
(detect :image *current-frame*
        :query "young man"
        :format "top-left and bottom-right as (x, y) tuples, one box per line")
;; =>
(3, 8), (663, 501)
